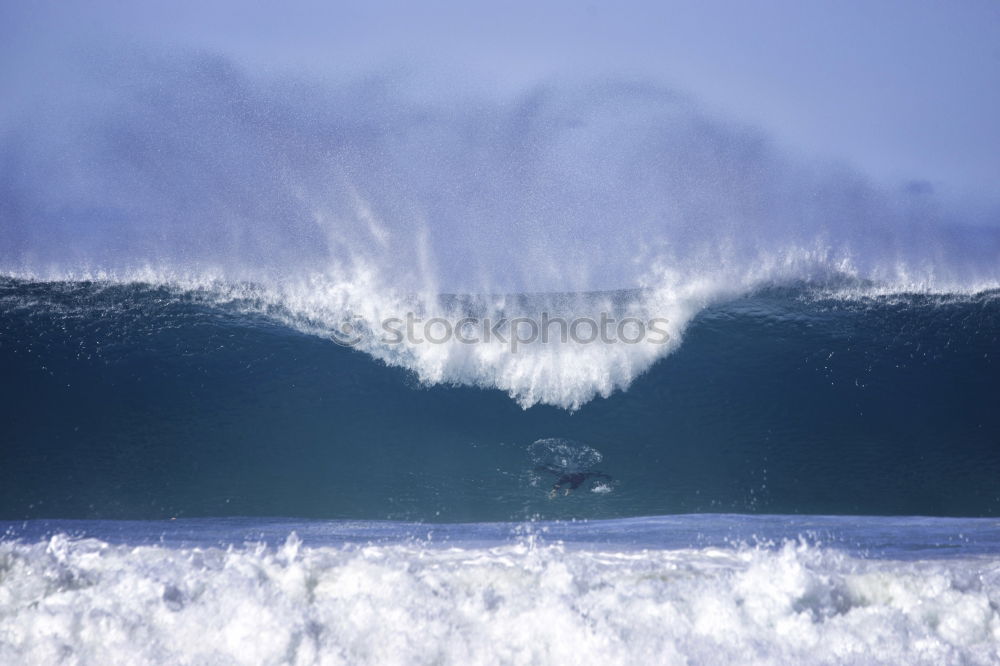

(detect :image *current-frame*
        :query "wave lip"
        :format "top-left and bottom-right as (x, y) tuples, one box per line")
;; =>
(2, 274), (999, 413)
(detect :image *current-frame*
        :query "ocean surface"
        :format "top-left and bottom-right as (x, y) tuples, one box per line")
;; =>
(2, 278), (999, 663)
(2, 279), (998, 521)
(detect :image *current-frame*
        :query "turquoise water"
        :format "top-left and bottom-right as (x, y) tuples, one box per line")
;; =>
(2, 279), (998, 521)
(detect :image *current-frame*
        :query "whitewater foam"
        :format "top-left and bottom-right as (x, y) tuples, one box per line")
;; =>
(1, 533), (998, 665)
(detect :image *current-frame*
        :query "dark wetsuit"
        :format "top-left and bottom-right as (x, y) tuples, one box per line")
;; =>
(536, 465), (612, 496)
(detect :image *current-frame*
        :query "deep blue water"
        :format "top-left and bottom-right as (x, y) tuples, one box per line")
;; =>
(2, 278), (998, 522)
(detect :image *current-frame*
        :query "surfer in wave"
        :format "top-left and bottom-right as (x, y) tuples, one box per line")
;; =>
(535, 464), (613, 498)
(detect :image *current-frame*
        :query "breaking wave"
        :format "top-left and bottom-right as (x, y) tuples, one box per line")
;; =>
(2, 51), (998, 408)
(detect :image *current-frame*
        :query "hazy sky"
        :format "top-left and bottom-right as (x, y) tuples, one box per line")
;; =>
(3, 0), (998, 204)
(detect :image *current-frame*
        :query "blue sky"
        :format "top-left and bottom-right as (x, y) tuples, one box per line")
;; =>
(4, 0), (999, 201)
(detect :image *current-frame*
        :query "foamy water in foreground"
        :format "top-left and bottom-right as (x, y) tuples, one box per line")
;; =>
(2, 517), (999, 665)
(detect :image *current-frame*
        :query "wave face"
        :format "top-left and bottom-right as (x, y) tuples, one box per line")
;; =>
(2, 278), (998, 520)
(2, 517), (1000, 666)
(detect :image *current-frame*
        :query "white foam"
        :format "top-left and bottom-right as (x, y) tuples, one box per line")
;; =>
(1, 535), (998, 665)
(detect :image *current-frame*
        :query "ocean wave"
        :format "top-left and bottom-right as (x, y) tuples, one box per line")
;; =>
(2, 273), (997, 410)
(4, 50), (1000, 407)
(2, 276), (998, 520)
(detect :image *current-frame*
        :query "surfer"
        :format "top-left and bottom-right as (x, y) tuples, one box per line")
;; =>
(535, 464), (612, 498)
